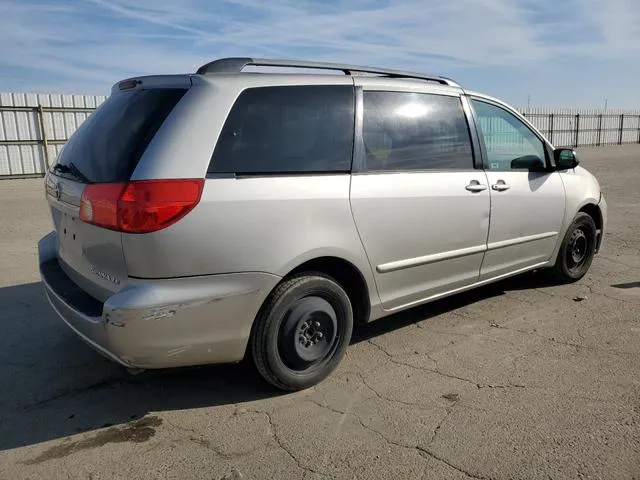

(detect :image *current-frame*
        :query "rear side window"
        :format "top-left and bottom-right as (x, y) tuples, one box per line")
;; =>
(54, 88), (187, 183)
(361, 91), (473, 171)
(209, 85), (355, 175)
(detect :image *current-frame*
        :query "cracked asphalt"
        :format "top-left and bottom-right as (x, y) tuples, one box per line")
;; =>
(1, 145), (639, 480)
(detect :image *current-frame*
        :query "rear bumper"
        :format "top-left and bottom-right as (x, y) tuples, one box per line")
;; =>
(38, 231), (281, 369)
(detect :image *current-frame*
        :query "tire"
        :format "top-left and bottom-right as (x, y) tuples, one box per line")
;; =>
(251, 273), (354, 391)
(549, 212), (597, 283)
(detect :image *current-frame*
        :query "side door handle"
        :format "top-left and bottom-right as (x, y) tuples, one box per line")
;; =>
(465, 180), (488, 192)
(491, 180), (510, 191)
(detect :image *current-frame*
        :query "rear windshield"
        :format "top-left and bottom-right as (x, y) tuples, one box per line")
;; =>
(54, 88), (187, 183)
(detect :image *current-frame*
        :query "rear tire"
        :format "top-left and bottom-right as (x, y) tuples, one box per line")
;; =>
(251, 273), (353, 391)
(549, 212), (597, 283)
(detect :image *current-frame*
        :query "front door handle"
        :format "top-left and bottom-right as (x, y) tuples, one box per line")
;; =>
(492, 180), (510, 191)
(465, 181), (488, 192)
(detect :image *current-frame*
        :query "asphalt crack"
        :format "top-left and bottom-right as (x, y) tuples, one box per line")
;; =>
(308, 395), (417, 450)
(428, 401), (458, 446)
(161, 418), (226, 454)
(21, 376), (129, 411)
(188, 436), (263, 460)
(418, 327), (473, 338)
(162, 417), (264, 460)
(310, 392), (491, 480)
(259, 410), (333, 479)
(366, 339), (478, 387)
(357, 373), (445, 409)
(417, 447), (493, 480)
(367, 339), (529, 391)
(477, 383), (526, 389)
(495, 324), (632, 358)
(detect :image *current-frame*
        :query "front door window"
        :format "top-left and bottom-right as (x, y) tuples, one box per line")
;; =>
(471, 99), (546, 171)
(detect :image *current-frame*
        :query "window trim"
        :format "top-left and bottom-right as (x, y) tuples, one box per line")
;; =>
(352, 89), (479, 174)
(460, 95), (484, 170)
(352, 86), (366, 173)
(467, 95), (555, 172)
(206, 84), (357, 177)
(206, 170), (351, 180)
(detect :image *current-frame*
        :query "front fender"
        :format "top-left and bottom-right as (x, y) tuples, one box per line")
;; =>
(549, 166), (603, 264)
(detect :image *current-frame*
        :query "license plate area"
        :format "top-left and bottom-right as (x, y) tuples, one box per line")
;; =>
(58, 213), (83, 259)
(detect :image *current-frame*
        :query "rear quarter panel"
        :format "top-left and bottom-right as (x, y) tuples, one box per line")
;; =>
(122, 175), (381, 308)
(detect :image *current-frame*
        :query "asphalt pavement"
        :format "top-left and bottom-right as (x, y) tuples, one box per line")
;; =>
(0, 145), (638, 480)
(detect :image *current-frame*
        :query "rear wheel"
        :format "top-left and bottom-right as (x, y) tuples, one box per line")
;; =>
(549, 212), (597, 283)
(251, 273), (353, 391)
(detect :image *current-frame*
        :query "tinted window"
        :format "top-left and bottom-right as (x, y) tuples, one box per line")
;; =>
(471, 99), (546, 170)
(210, 86), (354, 174)
(54, 88), (187, 183)
(361, 92), (473, 171)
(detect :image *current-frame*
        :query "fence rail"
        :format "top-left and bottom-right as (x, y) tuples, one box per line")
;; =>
(521, 111), (640, 148)
(1, 91), (639, 178)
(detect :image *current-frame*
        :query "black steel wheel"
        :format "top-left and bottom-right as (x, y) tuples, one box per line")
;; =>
(251, 273), (353, 391)
(550, 212), (597, 283)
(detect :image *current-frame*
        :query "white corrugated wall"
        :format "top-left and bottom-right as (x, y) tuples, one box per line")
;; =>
(0, 92), (106, 177)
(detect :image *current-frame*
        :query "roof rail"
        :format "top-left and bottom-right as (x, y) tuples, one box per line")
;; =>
(195, 57), (461, 88)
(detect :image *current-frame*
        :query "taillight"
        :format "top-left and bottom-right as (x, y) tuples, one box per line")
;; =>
(80, 179), (204, 233)
(80, 183), (126, 230)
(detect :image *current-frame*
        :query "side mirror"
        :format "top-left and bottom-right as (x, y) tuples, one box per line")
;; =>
(554, 148), (580, 170)
(510, 155), (546, 171)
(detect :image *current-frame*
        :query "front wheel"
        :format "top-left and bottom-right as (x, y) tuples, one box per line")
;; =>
(549, 212), (597, 283)
(251, 273), (353, 391)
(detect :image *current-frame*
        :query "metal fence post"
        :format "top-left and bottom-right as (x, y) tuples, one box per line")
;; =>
(596, 114), (603, 146)
(549, 113), (554, 144)
(574, 114), (580, 147)
(36, 104), (50, 170)
(619, 114), (625, 145)
(637, 115), (640, 144)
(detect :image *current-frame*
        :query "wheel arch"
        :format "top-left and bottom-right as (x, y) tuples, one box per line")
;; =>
(577, 202), (603, 252)
(256, 254), (373, 330)
(286, 256), (371, 326)
(551, 196), (602, 264)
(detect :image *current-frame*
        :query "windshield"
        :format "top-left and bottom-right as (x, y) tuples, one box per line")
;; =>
(53, 88), (187, 183)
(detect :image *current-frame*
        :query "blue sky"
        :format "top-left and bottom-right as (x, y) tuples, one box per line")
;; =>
(1, 0), (639, 108)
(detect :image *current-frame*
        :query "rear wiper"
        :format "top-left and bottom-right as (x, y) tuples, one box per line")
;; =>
(52, 162), (91, 183)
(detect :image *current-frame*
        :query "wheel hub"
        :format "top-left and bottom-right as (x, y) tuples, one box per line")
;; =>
(298, 317), (324, 348)
(570, 228), (588, 265)
(279, 296), (338, 369)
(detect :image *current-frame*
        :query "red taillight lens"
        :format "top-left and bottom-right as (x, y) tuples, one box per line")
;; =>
(118, 179), (204, 233)
(80, 179), (204, 233)
(80, 183), (126, 229)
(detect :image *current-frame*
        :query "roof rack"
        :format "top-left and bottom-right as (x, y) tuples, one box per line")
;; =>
(195, 57), (461, 88)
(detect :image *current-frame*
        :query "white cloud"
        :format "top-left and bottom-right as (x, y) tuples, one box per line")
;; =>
(0, 0), (638, 94)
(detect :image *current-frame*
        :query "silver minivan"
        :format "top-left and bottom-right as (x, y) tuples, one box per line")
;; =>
(38, 58), (607, 391)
